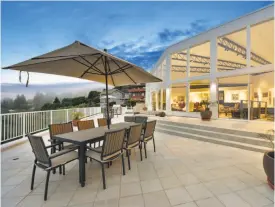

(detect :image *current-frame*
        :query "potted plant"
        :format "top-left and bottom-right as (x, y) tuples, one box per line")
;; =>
(143, 106), (148, 111)
(200, 100), (212, 120)
(259, 130), (274, 189)
(72, 111), (84, 126)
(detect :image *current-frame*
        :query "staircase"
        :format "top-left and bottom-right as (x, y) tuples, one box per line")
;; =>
(155, 120), (271, 153)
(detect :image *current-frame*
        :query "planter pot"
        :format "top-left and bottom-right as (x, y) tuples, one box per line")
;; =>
(200, 110), (212, 121)
(72, 119), (79, 127)
(263, 151), (274, 189)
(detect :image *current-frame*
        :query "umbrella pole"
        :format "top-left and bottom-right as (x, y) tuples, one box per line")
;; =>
(104, 62), (110, 129)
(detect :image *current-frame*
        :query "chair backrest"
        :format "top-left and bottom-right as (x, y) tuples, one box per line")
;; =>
(144, 120), (157, 139)
(97, 118), (108, 127)
(101, 129), (126, 160)
(124, 116), (136, 122)
(77, 120), (95, 131)
(126, 124), (143, 148)
(28, 135), (50, 167)
(135, 116), (148, 124)
(49, 122), (73, 139)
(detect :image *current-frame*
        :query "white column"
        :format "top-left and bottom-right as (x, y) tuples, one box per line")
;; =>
(186, 83), (190, 112)
(187, 48), (190, 77)
(210, 79), (218, 119)
(246, 25), (251, 67)
(50, 110), (53, 124)
(165, 54), (171, 112)
(210, 38), (217, 74)
(246, 25), (251, 121)
(160, 89), (163, 110)
(66, 109), (69, 122)
(166, 87), (171, 112)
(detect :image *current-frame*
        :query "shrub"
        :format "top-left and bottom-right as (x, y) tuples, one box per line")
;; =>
(72, 111), (84, 120)
(159, 112), (166, 117)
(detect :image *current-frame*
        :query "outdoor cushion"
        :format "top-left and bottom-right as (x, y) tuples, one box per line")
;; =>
(50, 151), (78, 168)
(86, 149), (121, 162)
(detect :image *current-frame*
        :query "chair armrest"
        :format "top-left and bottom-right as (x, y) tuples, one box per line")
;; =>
(45, 143), (61, 149)
(86, 146), (102, 153)
(49, 148), (78, 159)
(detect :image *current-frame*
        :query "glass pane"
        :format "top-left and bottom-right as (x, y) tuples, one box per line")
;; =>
(171, 50), (187, 80)
(217, 28), (247, 72)
(218, 75), (248, 120)
(189, 80), (210, 112)
(171, 83), (187, 112)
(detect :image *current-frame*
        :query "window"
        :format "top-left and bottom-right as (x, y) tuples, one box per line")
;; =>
(218, 75), (248, 120)
(171, 50), (187, 80)
(189, 80), (210, 112)
(171, 83), (187, 112)
(190, 42), (210, 77)
(217, 28), (247, 72)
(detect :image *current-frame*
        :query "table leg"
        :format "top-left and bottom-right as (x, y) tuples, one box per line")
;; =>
(79, 144), (86, 187)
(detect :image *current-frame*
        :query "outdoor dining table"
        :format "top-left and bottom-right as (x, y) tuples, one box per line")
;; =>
(53, 122), (139, 187)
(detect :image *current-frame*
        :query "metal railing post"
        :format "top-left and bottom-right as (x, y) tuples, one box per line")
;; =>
(50, 110), (53, 124)
(22, 113), (26, 138)
(66, 109), (69, 122)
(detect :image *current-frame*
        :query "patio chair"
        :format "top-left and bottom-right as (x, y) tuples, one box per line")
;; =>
(49, 122), (77, 174)
(28, 134), (78, 201)
(97, 118), (108, 127)
(140, 120), (157, 159)
(124, 124), (143, 169)
(124, 116), (136, 122)
(77, 120), (99, 148)
(135, 116), (148, 133)
(86, 128), (126, 189)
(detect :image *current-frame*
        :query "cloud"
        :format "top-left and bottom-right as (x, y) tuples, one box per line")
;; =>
(158, 19), (210, 43)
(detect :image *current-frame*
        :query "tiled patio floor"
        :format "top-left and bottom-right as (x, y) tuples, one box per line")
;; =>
(1, 129), (274, 207)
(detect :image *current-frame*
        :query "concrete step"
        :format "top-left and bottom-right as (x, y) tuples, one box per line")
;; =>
(155, 120), (272, 153)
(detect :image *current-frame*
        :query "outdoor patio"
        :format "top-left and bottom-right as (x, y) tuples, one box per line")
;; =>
(1, 117), (274, 207)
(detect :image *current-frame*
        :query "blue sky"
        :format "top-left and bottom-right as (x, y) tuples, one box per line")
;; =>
(1, 1), (273, 85)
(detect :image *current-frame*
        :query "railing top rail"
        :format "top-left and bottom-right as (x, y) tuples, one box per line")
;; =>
(0, 106), (101, 116)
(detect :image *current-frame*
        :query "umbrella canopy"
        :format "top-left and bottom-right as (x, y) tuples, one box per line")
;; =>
(3, 41), (162, 128)
(3, 41), (161, 86)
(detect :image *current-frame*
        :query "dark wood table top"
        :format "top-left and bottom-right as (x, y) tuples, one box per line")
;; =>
(53, 122), (139, 144)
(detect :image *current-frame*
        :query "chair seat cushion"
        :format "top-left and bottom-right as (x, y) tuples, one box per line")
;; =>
(143, 136), (153, 142)
(50, 151), (78, 168)
(86, 149), (122, 162)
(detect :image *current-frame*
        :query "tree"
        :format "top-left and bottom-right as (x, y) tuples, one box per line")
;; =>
(72, 96), (87, 106)
(13, 94), (29, 111)
(87, 91), (100, 106)
(1, 98), (14, 113)
(53, 97), (61, 104)
(33, 92), (46, 110)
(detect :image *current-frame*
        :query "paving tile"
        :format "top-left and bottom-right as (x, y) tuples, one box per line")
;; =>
(156, 167), (175, 178)
(1, 185), (17, 197)
(165, 187), (193, 206)
(185, 184), (213, 201)
(96, 185), (120, 201)
(43, 191), (75, 207)
(1, 196), (24, 207)
(195, 197), (224, 207)
(17, 194), (45, 207)
(68, 188), (97, 206)
(218, 192), (251, 207)
(173, 202), (198, 207)
(203, 180), (232, 196)
(160, 176), (182, 189)
(143, 191), (170, 207)
(177, 173), (201, 186)
(236, 188), (272, 207)
(120, 182), (142, 197)
(220, 177), (247, 191)
(93, 198), (119, 207)
(119, 195), (144, 207)
(141, 179), (163, 193)
(254, 184), (274, 202)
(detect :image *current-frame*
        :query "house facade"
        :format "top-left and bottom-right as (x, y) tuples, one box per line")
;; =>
(146, 5), (274, 122)
(100, 89), (127, 107)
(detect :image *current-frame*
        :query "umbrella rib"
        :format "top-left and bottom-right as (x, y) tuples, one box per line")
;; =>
(109, 59), (131, 75)
(31, 53), (100, 60)
(110, 65), (133, 75)
(106, 58), (115, 86)
(72, 58), (90, 68)
(79, 56), (104, 75)
(123, 69), (136, 84)
(79, 55), (103, 77)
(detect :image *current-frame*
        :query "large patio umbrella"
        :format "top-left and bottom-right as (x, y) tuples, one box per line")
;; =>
(3, 41), (162, 128)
